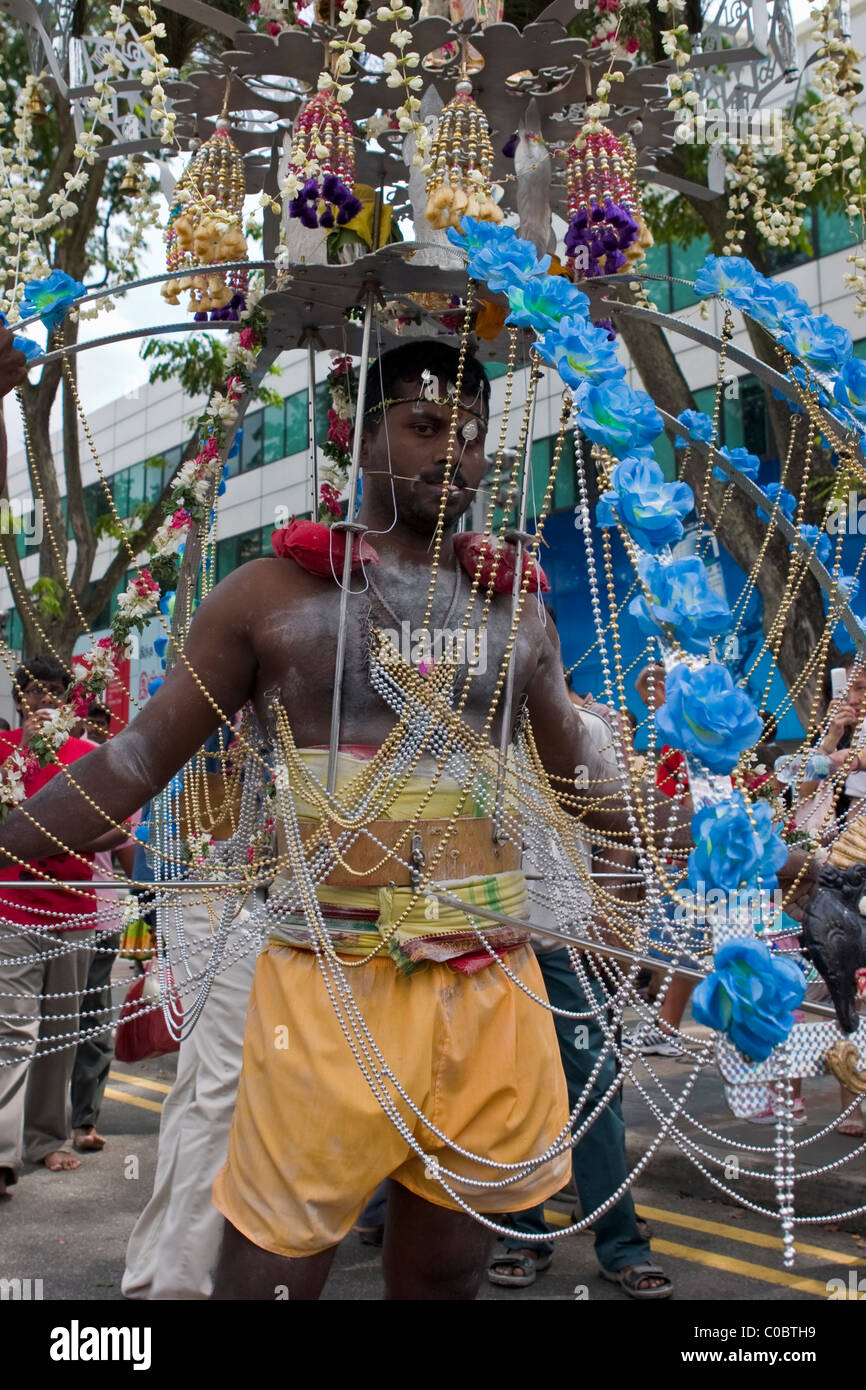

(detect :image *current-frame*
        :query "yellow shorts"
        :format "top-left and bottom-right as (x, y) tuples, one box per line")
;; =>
(212, 943), (570, 1258)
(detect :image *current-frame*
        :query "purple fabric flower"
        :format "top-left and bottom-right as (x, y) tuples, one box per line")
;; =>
(287, 174), (361, 230)
(565, 200), (639, 277)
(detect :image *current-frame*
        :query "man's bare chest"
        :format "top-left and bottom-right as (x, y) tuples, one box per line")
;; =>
(250, 568), (540, 745)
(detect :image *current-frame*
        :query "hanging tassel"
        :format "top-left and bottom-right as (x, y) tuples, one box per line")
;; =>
(283, 91), (362, 230)
(424, 76), (503, 231)
(162, 109), (249, 321)
(564, 125), (651, 278)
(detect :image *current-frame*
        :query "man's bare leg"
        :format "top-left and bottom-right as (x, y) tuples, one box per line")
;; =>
(382, 1180), (495, 1300)
(211, 1219), (337, 1300)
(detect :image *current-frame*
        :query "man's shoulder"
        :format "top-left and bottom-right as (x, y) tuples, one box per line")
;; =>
(202, 555), (330, 619)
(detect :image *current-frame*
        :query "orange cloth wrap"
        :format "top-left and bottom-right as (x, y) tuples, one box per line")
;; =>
(212, 942), (570, 1257)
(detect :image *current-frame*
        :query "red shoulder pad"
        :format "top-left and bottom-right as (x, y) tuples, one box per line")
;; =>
(272, 519), (379, 578)
(453, 531), (550, 594)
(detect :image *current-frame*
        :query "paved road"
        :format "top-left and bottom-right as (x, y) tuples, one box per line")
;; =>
(3, 1052), (865, 1305)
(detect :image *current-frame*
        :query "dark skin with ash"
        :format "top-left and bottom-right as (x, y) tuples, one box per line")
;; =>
(0, 373), (694, 1296)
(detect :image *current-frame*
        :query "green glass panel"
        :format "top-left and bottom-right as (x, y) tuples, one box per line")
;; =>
(238, 530), (263, 565)
(315, 382), (330, 447)
(144, 459), (164, 505)
(653, 431), (676, 480)
(816, 204), (860, 258)
(722, 388), (745, 451)
(285, 390), (310, 457)
(126, 462), (145, 508)
(241, 411), (264, 472)
(671, 235), (712, 310)
(854, 337), (866, 360)
(216, 535), (239, 583)
(485, 361), (509, 380)
(263, 403), (286, 465)
(7, 607), (22, 651)
(741, 378), (768, 457)
(552, 430), (575, 512)
(113, 468), (131, 520)
(530, 436), (551, 519)
(642, 242), (672, 313)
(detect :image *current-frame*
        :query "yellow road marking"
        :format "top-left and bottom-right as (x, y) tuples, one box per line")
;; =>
(103, 1085), (162, 1114)
(650, 1237), (834, 1297)
(635, 1202), (865, 1268)
(109, 1069), (172, 1095)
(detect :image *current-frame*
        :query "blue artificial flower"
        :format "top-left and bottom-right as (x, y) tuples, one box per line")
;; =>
(446, 217), (550, 292)
(535, 315), (625, 389)
(596, 455), (694, 552)
(693, 254), (759, 302)
(12, 334), (40, 361)
(712, 445), (761, 483)
(629, 554), (731, 655)
(656, 661), (764, 774)
(692, 937), (806, 1062)
(744, 276), (810, 333)
(505, 275), (589, 334)
(792, 522), (832, 567)
(0, 311), (42, 362)
(756, 482), (796, 525)
(573, 379), (663, 454)
(674, 408), (714, 450)
(833, 357), (866, 424)
(687, 793), (788, 895)
(18, 269), (87, 331)
(778, 313), (853, 375)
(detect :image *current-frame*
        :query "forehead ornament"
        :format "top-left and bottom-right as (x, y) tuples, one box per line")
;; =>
(420, 368), (439, 401)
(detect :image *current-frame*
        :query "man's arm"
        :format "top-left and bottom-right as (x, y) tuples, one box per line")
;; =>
(524, 632), (693, 849)
(0, 565), (261, 866)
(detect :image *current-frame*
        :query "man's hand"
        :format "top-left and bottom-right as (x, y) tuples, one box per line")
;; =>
(0, 326), (28, 400)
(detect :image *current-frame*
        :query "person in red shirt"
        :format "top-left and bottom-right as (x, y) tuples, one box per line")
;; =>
(0, 658), (126, 1196)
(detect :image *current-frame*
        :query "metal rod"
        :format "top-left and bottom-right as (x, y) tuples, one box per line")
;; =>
(493, 365), (539, 837)
(308, 340), (319, 518)
(0, 879), (246, 889)
(326, 283), (376, 795)
(430, 889), (839, 1021)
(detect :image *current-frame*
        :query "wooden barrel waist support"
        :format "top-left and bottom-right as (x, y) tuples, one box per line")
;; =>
(275, 816), (521, 888)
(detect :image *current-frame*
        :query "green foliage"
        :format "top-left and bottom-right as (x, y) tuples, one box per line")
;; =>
(30, 576), (64, 620)
(141, 334), (282, 410)
(141, 334), (229, 399)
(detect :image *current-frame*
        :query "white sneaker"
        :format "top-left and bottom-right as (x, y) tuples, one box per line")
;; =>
(625, 1023), (684, 1058)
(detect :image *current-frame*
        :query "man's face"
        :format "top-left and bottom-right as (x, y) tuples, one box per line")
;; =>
(85, 718), (110, 744)
(17, 677), (65, 720)
(361, 386), (488, 535)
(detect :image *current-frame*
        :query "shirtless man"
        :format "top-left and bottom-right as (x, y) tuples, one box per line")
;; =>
(0, 340), (690, 1296)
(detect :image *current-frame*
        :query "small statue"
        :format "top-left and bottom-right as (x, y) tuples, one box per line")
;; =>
(802, 862), (866, 1035)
